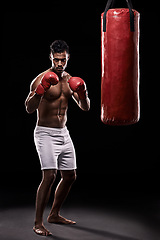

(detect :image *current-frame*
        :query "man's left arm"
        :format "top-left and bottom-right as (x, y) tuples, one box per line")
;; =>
(68, 77), (90, 111)
(73, 92), (90, 111)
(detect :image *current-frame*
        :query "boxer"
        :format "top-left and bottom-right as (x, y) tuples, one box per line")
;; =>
(25, 40), (90, 236)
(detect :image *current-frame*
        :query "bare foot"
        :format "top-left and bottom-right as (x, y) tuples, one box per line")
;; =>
(47, 214), (76, 225)
(33, 224), (52, 236)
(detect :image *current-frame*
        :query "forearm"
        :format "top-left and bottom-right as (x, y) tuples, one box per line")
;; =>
(79, 97), (90, 111)
(25, 93), (42, 114)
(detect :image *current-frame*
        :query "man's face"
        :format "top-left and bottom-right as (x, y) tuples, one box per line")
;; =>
(51, 51), (69, 74)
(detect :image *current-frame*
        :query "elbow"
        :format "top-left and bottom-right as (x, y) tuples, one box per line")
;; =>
(26, 108), (34, 114)
(25, 107), (33, 114)
(26, 106), (35, 114)
(82, 106), (90, 112)
(25, 102), (35, 114)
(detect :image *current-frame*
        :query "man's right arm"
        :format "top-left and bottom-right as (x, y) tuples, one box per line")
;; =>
(25, 71), (59, 114)
(25, 77), (42, 114)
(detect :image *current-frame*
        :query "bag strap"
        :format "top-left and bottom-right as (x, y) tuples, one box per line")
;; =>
(103, 0), (135, 32)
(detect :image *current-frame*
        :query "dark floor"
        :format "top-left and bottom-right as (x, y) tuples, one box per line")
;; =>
(1, 171), (160, 240)
(1, 192), (160, 240)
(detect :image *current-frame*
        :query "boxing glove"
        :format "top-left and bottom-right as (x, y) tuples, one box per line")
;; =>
(35, 72), (59, 96)
(68, 77), (87, 100)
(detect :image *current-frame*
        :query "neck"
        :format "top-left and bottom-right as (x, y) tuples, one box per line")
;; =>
(50, 67), (63, 79)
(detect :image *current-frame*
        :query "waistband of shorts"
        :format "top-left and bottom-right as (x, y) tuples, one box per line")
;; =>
(34, 125), (68, 134)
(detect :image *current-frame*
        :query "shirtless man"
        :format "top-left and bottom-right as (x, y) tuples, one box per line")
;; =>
(25, 40), (90, 236)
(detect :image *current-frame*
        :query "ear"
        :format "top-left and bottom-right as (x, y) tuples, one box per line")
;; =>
(66, 53), (70, 61)
(49, 52), (53, 61)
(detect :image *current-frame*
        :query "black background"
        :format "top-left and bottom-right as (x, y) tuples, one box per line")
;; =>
(2, 0), (159, 205)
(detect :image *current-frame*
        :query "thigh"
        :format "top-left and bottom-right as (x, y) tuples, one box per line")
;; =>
(34, 130), (60, 170)
(58, 135), (77, 170)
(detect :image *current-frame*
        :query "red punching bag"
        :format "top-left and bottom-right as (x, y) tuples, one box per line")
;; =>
(101, 0), (140, 125)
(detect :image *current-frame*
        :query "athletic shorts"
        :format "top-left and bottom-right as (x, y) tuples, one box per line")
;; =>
(34, 126), (77, 170)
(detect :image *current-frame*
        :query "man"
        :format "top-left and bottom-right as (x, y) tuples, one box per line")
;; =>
(25, 40), (90, 236)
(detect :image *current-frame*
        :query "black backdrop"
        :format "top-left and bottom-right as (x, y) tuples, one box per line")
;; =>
(2, 0), (159, 202)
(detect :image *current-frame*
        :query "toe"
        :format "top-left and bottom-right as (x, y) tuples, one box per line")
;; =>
(46, 231), (52, 236)
(33, 227), (44, 235)
(33, 226), (52, 236)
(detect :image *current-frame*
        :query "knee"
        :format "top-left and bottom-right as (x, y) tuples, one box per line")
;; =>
(70, 172), (77, 183)
(43, 170), (57, 185)
(62, 171), (77, 184)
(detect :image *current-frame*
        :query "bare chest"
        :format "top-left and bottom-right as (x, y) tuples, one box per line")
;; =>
(44, 80), (72, 101)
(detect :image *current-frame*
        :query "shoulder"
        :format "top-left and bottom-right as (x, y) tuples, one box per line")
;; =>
(30, 69), (50, 91)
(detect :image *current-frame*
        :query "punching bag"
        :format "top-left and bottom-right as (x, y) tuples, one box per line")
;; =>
(101, 0), (140, 125)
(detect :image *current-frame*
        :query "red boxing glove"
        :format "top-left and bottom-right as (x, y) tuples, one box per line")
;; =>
(68, 77), (87, 100)
(35, 72), (59, 96)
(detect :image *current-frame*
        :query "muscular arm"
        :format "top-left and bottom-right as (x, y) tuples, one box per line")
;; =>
(25, 91), (42, 114)
(25, 70), (59, 114)
(72, 92), (90, 111)
(68, 76), (90, 111)
(25, 76), (42, 114)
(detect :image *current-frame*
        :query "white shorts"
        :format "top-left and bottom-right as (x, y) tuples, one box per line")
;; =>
(34, 126), (77, 170)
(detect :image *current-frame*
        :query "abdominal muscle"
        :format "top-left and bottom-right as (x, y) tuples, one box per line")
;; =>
(37, 97), (69, 128)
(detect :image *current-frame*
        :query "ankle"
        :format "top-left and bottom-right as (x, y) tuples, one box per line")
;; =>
(49, 210), (59, 217)
(34, 220), (43, 227)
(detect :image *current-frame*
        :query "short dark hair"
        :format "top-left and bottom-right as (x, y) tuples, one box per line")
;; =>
(50, 40), (69, 55)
